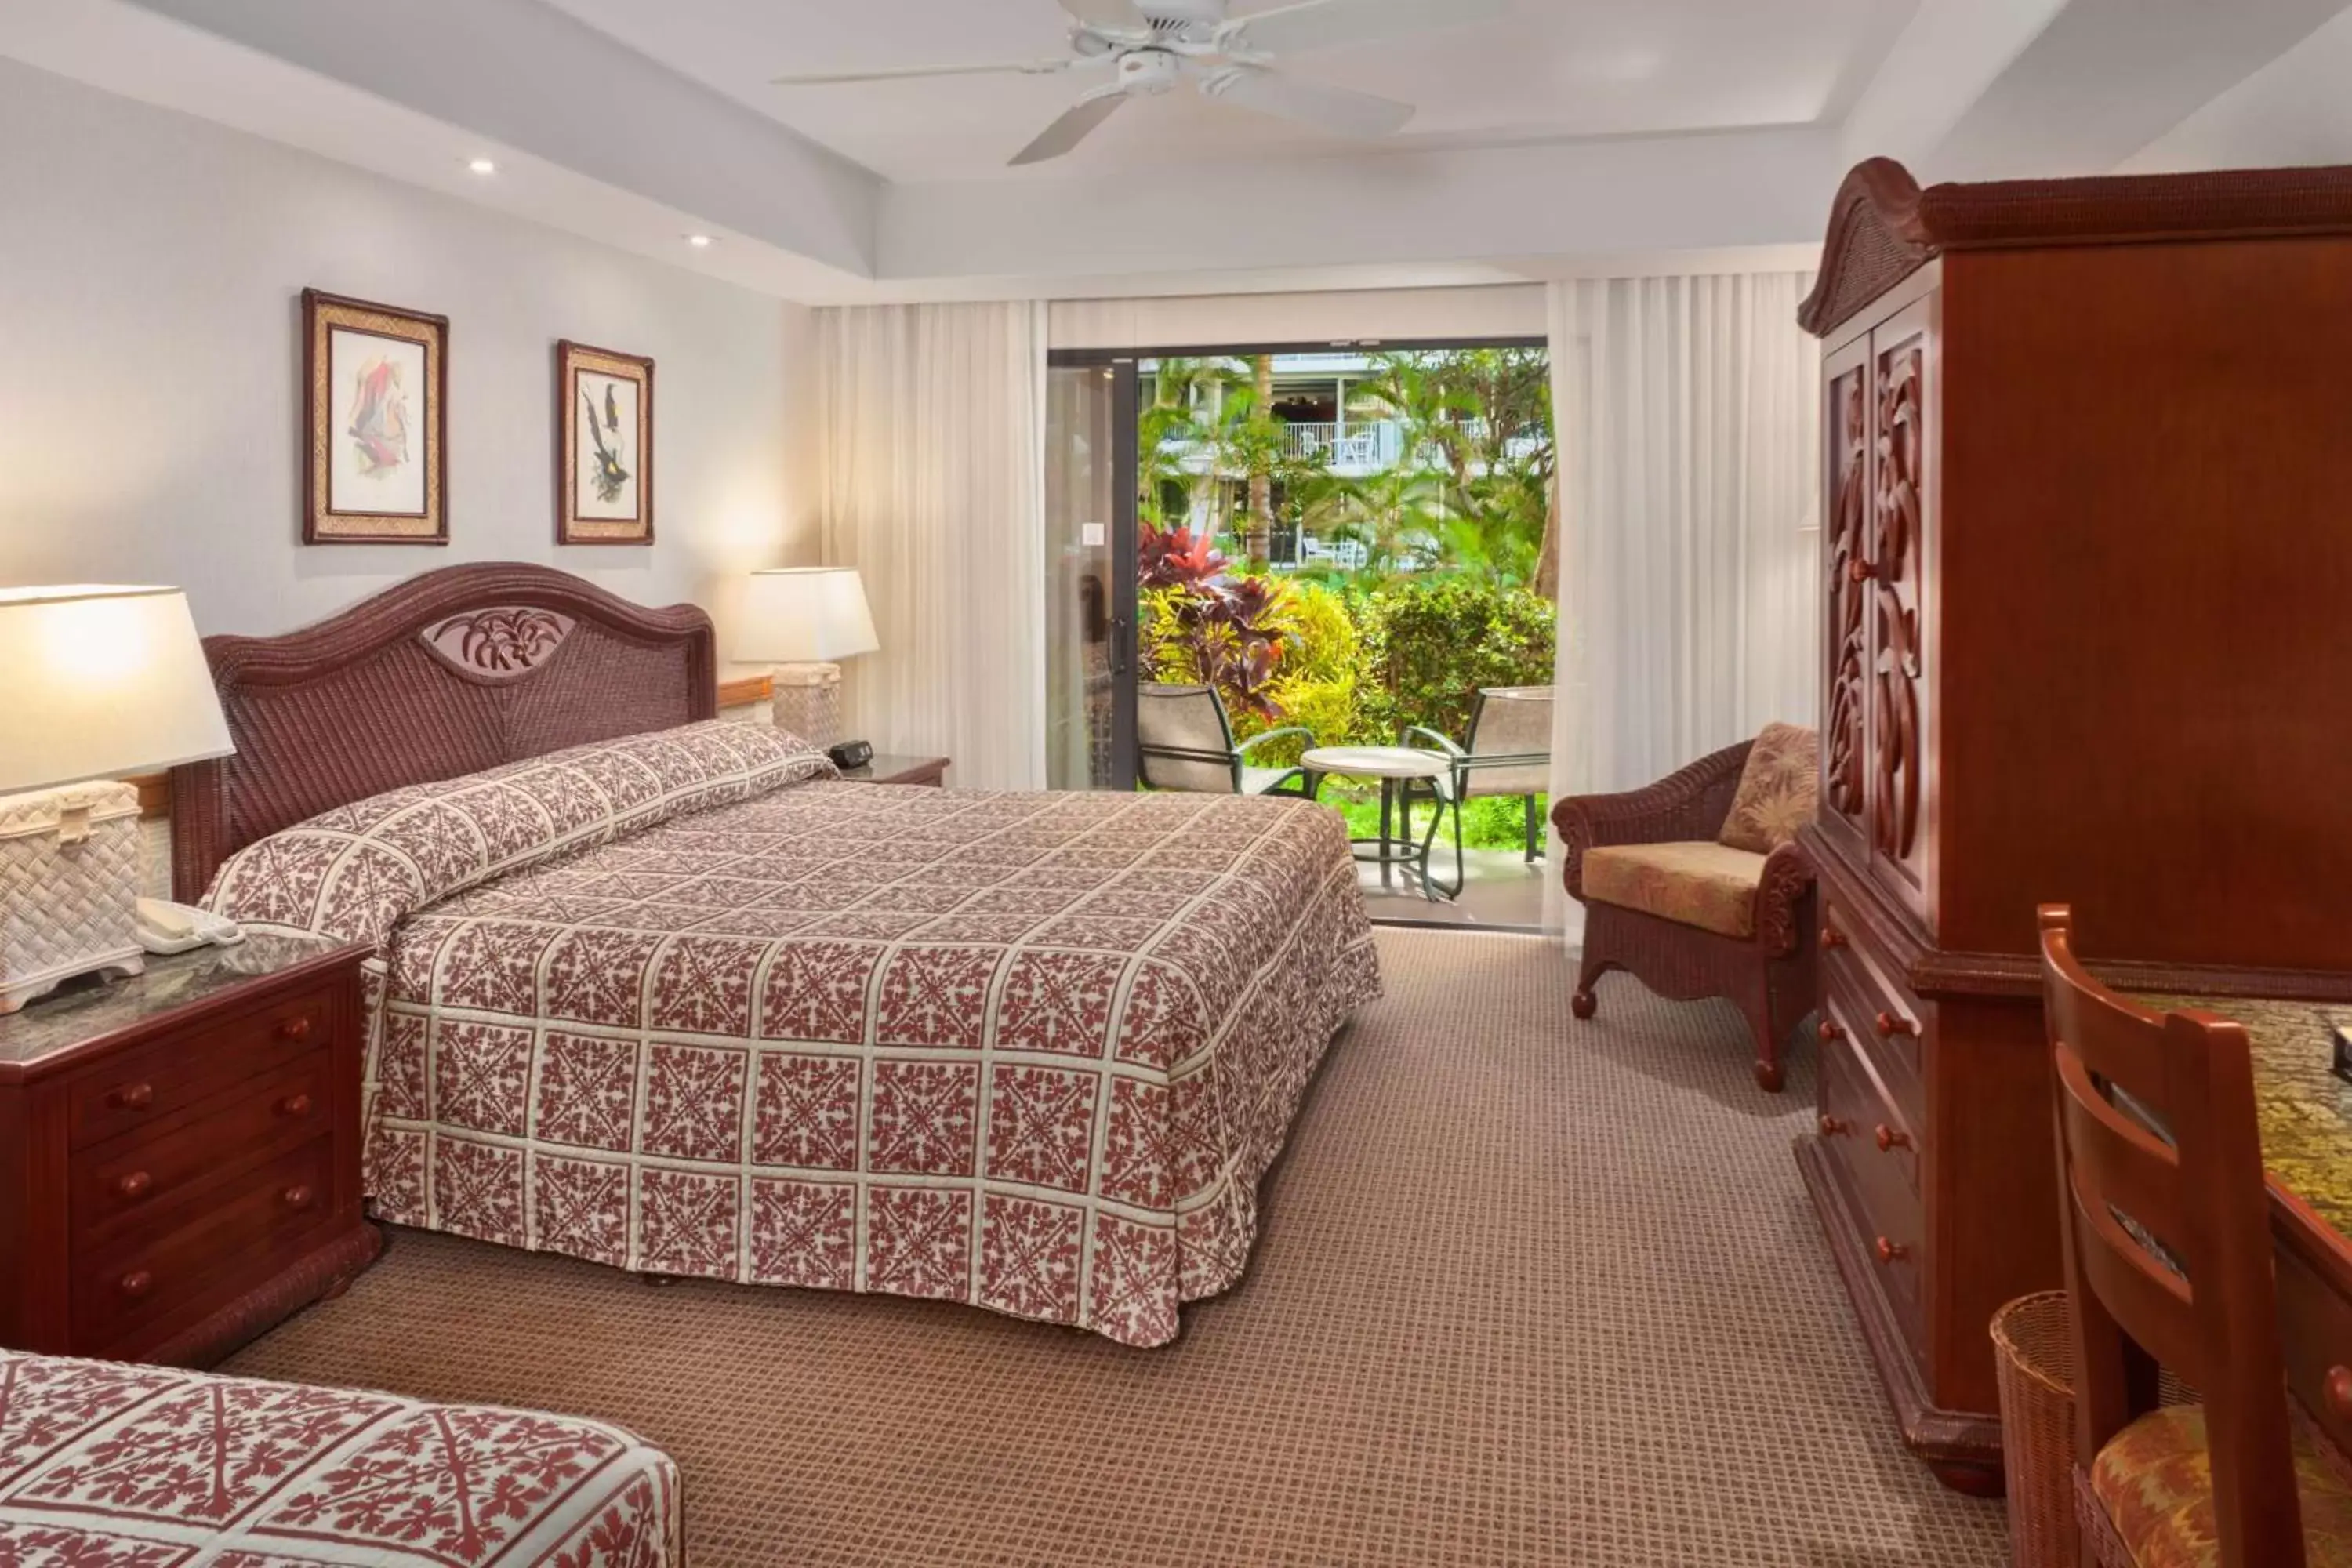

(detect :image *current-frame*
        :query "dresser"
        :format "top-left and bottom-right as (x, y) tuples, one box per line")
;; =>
(0, 936), (379, 1366)
(1794, 157), (2352, 1491)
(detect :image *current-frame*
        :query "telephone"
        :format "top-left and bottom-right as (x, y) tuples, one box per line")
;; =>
(136, 898), (245, 955)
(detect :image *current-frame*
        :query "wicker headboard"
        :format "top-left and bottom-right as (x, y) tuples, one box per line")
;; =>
(170, 563), (717, 899)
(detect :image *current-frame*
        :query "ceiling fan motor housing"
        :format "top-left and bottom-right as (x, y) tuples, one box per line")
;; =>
(1116, 48), (1184, 95)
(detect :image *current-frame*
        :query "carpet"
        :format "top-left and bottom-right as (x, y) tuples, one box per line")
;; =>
(225, 927), (2008, 1566)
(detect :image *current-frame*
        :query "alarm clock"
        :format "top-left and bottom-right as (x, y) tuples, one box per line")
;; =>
(828, 739), (874, 771)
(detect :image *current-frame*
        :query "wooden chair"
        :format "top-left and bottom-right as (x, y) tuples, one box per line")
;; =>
(2038, 904), (2352, 1567)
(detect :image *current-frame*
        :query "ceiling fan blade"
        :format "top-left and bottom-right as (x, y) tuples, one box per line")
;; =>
(1201, 66), (1414, 138)
(1058, 0), (1147, 29)
(771, 59), (1070, 85)
(1011, 91), (1129, 165)
(1224, 0), (1508, 57)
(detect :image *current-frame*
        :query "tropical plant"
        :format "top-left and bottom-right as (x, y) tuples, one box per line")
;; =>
(1137, 522), (1294, 722)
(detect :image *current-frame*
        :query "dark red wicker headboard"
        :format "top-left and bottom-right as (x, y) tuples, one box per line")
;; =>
(171, 562), (717, 899)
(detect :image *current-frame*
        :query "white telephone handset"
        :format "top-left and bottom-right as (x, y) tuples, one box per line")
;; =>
(136, 898), (245, 955)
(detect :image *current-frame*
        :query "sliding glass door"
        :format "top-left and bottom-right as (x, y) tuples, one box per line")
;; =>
(1044, 357), (1137, 790)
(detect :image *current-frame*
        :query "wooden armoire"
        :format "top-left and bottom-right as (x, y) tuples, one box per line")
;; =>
(1794, 157), (2352, 1492)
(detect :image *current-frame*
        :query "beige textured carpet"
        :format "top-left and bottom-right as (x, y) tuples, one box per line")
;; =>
(226, 928), (2007, 1566)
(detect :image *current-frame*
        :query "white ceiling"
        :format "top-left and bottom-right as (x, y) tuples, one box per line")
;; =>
(542, 0), (1922, 182)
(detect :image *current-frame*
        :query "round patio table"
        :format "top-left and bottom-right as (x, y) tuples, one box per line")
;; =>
(1300, 745), (1454, 902)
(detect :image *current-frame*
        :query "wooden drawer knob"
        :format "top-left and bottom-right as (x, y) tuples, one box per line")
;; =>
(111, 1081), (154, 1110)
(279, 1014), (314, 1043)
(2326, 1366), (2352, 1421)
(1849, 558), (1876, 584)
(1820, 926), (1848, 951)
(114, 1170), (153, 1200)
(118, 1269), (154, 1298)
(1819, 1114), (1849, 1138)
(1874, 1236), (1908, 1265)
(1875, 1123), (1912, 1153)
(1875, 1011), (1917, 1040)
(1817, 1019), (1846, 1043)
(281, 1184), (316, 1211)
(278, 1093), (314, 1119)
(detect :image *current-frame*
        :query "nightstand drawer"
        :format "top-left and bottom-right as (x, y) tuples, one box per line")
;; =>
(71, 1053), (332, 1240)
(67, 985), (332, 1149)
(74, 1136), (337, 1353)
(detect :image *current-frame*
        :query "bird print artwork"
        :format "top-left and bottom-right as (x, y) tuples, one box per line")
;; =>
(604, 382), (621, 434)
(583, 383), (630, 506)
(346, 355), (409, 477)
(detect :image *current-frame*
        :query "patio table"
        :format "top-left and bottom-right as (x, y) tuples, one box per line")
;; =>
(1301, 745), (1454, 902)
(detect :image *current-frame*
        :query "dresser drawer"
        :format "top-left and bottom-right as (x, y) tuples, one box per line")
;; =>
(1820, 1033), (1926, 1352)
(73, 1137), (336, 1353)
(1819, 899), (1926, 1109)
(71, 1052), (332, 1241)
(67, 985), (332, 1149)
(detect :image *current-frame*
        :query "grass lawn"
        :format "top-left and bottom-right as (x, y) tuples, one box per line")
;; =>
(1321, 788), (1548, 854)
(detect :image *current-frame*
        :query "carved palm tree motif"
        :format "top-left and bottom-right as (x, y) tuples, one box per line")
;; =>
(1825, 370), (1870, 828)
(1871, 342), (1926, 866)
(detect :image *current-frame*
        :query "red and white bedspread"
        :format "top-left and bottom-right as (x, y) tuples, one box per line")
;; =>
(205, 722), (1381, 1347)
(0, 1349), (679, 1567)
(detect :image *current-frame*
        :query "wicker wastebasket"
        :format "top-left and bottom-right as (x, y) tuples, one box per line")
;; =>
(1991, 1291), (2082, 1568)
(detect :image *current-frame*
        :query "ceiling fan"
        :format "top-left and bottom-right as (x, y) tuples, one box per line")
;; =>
(769, 0), (1509, 166)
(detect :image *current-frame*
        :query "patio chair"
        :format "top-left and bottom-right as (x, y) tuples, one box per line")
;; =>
(1136, 684), (1313, 797)
(1398, 686), (1555, 896)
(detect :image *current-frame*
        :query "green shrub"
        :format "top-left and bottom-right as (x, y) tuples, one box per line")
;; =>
(1353, 579), (1555, 744)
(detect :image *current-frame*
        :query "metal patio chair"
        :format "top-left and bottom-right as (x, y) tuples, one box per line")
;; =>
(1399, 685), (1555, 897)
(1136, 684), (1313, 797)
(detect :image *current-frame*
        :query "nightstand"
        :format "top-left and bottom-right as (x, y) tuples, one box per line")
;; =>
(839, 753), (950, 787)
(0, 935), (379, 1367)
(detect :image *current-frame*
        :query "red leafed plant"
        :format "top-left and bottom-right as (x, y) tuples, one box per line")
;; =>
(1138, 523), (1292, 720)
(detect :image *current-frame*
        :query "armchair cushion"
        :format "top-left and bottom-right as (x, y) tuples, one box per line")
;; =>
(2089, 1403), (2352, 1568)
(1582, 841), (1770, 940)
(1719, 722), (1819, 855)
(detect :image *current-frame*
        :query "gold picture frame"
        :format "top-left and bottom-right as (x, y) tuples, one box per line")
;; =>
(302, 289), (448, 545)
(556, 340), (655, 546)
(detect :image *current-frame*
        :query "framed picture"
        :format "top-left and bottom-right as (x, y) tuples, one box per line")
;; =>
(302, 289), (448, 544)
(556, 340), (655, 546)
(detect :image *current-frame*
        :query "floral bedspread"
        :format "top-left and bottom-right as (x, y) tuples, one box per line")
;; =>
(205, 723), (1381, 1347)
(0, 1349), (679, 1566)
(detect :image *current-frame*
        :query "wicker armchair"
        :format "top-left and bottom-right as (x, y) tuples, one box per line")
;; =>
(1552, 738), (1817, 1091)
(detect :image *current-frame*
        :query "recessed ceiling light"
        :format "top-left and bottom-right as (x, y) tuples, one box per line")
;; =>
(685, 234), (715, 249)
(466, 157), (497, 176)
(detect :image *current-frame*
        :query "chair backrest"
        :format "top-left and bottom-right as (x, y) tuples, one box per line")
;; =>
(1461, 686), (1553, 799)
(1137, 684), (1239, 793)
(2038, 905), (2302, 1567)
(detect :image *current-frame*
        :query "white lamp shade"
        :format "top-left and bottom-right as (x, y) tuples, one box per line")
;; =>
(0, 585), (233, 793)
(736, 568), (880, 664)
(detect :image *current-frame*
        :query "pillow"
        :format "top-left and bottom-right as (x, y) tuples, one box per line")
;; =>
(1718, 722), (1819, 855)
(203, 720), (836, 953)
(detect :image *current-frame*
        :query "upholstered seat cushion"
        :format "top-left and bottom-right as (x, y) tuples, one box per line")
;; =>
(1719, 722), (1819, 855)
(1581, 841), (1769, 939)
(2091, 1404), (2352, 1567)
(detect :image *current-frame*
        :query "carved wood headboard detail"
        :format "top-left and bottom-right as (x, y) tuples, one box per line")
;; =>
(170, 563), (717, 900)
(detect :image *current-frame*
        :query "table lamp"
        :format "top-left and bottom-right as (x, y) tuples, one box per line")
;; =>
(0, 586), (233, 1012)
(736, 568), (880, 752)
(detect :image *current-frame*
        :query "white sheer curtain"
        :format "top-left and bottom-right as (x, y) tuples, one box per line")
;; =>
(817, 302), (1049, 789)
(1543, 272), (1822, 932)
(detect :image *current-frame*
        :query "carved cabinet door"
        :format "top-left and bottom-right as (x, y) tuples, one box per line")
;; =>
(1819, 333), (1873, 863)
(1865, 296), (1935, 924)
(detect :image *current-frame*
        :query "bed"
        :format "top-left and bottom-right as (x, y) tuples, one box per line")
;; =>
(0, 1348), (681, 1566)
(177, 564), (1381, 1348)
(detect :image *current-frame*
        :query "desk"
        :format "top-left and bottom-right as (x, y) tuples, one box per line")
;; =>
(2142, 993), (2352, 1446)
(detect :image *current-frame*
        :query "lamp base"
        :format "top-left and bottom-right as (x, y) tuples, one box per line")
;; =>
(0, 782), (145, 1015)
(771, 662), (844, 750)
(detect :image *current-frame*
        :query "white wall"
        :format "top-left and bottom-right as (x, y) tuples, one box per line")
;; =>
(0, 58), (818, 647)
